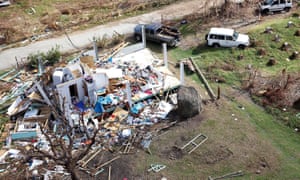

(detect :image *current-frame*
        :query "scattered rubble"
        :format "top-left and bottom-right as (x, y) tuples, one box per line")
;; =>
(208, 170), (244, 180)
(147, 163), (166, 173)
(266, 58), (276, 66)
(244, 69), (300, 111)
(180, 133), (207, 154)
(289, 51), (299, 60)
(257, 48), (267, 56)
(263, 27), (273, 34)
(286, 21), (295, 28)
(280, 42), (291, 51)
(273, 34), (281, 42)
(0, 41), (202, 179)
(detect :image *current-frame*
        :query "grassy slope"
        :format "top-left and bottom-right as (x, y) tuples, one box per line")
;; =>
(146, 15), (300, 179)
(243, 98), (300, 179)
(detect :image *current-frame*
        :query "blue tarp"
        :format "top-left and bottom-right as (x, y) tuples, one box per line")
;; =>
(131, 102), (144, 114)
(94, 101), (104, 113)
(11, 131), (37, 140)
(75, 101), (86, 112)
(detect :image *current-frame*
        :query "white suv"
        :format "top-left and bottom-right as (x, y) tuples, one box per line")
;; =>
(206, 28), (250, 49)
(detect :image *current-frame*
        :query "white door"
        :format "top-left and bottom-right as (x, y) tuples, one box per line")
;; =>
(270, 0), (280, 11)
(225, 36), (236, 47)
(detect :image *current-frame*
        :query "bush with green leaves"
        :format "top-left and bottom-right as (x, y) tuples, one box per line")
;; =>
(27, 45), (61, 68)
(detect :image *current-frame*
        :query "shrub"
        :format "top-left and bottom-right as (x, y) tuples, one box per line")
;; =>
(27, 45), (61, 68)
(111, 31), (125, 45)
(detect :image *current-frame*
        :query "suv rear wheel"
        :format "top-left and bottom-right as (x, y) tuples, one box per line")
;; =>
(213, 43), (220, 48)
(284, 7), (290, 12)
(262, 9), (269, 15)
(238, 44), (246, 49)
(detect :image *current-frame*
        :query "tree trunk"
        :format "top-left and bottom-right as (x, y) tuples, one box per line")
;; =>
(66, 161), (80, 180)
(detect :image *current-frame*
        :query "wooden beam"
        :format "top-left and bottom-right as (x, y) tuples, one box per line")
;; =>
(190, 57), (216, 101)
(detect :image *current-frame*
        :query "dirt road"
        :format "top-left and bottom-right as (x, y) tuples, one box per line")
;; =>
(0, 0), (222, 70)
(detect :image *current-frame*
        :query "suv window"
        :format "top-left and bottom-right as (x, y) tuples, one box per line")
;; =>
(209, 34), (216, 39)
(226, 36), (233, 41)
(217, 35), (225, 40)
(209, 34), (225, 40)
(272, 0), (279, 5)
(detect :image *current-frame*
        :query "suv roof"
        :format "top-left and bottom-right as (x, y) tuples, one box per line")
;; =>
(209, 28), (234, 36)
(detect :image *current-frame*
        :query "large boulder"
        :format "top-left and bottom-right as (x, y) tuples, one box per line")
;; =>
(177, 86), (202, 119)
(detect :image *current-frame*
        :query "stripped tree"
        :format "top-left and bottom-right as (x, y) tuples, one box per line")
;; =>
(31, 97), (99, 180)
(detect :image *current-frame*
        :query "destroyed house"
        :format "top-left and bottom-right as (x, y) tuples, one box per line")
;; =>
(52, 44), (181, 128)
(0, 41), (186, 179)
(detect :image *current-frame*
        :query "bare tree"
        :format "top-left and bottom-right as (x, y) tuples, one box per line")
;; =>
(31, 103), (98, 180)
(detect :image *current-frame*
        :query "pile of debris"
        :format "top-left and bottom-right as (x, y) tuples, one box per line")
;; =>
(0, 42), (202, 179)
(244, 69), (300, 110)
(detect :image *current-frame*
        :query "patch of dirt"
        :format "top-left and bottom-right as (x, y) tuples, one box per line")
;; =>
(198, 146), (233, 164)
(178, 34), (202, 50)
(79, 151), (135, 179)
(161, 146), (185, 160)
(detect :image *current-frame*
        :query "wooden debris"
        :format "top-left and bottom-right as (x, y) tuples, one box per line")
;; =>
(99, 42), (129, 62)
(94, 156), (120, 172)
(237, 54), (243, 60)
(108, 165), (111, 180)
(190, 57), (216, 101)
(266, 58), (276, 66)
(208, 170), (244, 180)
(81, 149), (102, 167)
(273, 34), (281, 42)
(264, 27), (273, 34)
(181, 133), (208, 154)
(289, 51), (299, 60)
(121, 133), (136, 154)
(295, 30), (300, 36)
(80, 56), (95, 69)
(257, 48), (267, 56)
(176, 58), (195, 73)
(286, 21), (295, 28)
(147, 164), (166, 173)
(280, 42), (291, 51)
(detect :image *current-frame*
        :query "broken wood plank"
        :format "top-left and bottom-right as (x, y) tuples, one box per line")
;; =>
(190, 57), (216, 101)
(208, 170), (244, 180)
(0, 69), (15, 81)
(82, 149), (102, 167)
(108, 165), (111, 180)
(79, 149), (96, 165)
(123, 133), (136, 154)
(181, 133), (208, 154)
(95, 155), (120, 172)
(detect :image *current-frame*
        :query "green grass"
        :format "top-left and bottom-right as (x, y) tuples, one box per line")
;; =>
(151, 14), (300, 179)
(242, 100), (300, 179)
